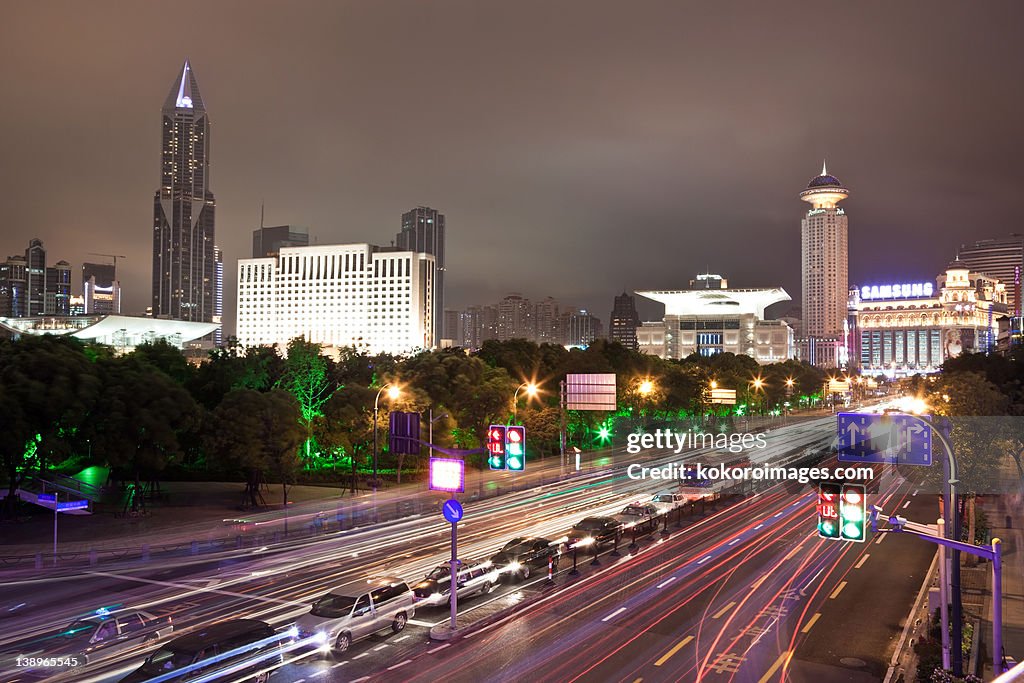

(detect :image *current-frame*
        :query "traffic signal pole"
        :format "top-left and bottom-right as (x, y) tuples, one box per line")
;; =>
(872, 508), (1006, 675)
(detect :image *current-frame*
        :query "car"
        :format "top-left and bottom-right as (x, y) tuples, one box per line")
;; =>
(119, 618), (280, 683)
(19, 608), (173, 667)
(566, 516), (621, 549)
(411, 561), (499, 606)
(293, 576), (415, 654)
(613, 503), (661, 534)
(649, 492), (685, 514)
(489, 537), (562, 581)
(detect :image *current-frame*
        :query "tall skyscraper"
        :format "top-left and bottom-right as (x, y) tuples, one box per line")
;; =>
(533, 296), (561, 344)
(609, 292), (640, 350)
(152, 59), (216, 328)
(396, 207), (445, 346)
(497, 293), (533, 341)
(799, 163), (849, 367)
(45, 261), (72, 316)
(83, 262), (120, 314)
(25, 238), (46, 316)
(956, 235), (1024, 315)
(253, 224), (310, 258)
(213, 246), (224, 345)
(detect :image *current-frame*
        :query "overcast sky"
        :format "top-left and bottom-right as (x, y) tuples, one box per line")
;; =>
(2, 1), (1022, 330)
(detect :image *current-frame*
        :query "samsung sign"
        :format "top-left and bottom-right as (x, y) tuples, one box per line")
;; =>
(860, 283), (934, 300)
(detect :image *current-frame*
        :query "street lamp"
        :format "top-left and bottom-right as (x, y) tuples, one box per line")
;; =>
(638, 379), (654, 396)
(513, 382), (538, 424)
(372, 383), (401, 491)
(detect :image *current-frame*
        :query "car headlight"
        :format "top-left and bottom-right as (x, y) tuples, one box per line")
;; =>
(286, 625), (299, 639)
(313, 631), (329, 650)
(507, 561), (522, 572)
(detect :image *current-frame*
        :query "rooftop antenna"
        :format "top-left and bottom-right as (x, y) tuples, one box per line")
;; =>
(260, 200), (264, 229)
(822, 159), (828, 176)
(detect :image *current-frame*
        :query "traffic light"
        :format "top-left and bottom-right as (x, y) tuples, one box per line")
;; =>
(839, 483), (867, 542)
(506, 426), (526, 471)
(817, 482), (841, 539)
(487, 425), (506, 470)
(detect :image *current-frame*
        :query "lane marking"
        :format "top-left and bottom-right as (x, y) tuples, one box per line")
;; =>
(755, 524), (764, 530)
(727, 538), (741, 546)
(697, 555), (711, 565)
(902, 501), (911, 509)
(875, 533), (886, 545)
(394, 635), (410, 642)
(332, 661), (347, 668)
(774, 512), (784, 518)
(801, 612), (822, 633)
(758, 649), (793, 683)
(855, 554), (870, 569)
(654, 635), (694, 666)
(388, 659), (413, 671)
(352, 652), (369, 660)
(829, 581), (848, 599)
(602, 607), (627, 622)
(351, 678), (370, 683)
(427, 643), (451, 654)
(632, 679), (643, 683)
(791, 500), (802, 507)
(712, 601), (737, 619)
(912, 489), (918, 496)
(373, 644), (389, 651)
(408, 619), (435, 628)
(656, 577), (677, 589)
(751, 573), (769, 590)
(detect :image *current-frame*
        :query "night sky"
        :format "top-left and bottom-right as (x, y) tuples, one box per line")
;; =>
(2, 1), (1023, 331)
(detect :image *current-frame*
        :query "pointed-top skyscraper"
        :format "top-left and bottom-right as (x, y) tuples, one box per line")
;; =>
(152, 59), (217, 326)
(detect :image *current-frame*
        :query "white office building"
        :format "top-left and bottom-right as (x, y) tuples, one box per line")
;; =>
(236, 243), (435, 356)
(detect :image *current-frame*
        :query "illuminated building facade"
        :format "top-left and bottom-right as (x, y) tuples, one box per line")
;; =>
(799, 163), (849, 368)
(956, 235), (1024, 315)
(636, 283), (795, 362)
(152, 59), (217, 329)
(609, 291), (640, 350)
(82, 262), (120, 314)
(396, 207), (445, 346)
(849, 261), (1007, 376)
(236, 243), (435, 356)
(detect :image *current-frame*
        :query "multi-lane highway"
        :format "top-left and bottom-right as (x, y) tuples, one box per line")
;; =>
(0, 412), (935, 683)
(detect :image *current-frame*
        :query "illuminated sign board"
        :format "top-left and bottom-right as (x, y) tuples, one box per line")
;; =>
(429, 457), (465, 493)
(860, 283), (933, 300)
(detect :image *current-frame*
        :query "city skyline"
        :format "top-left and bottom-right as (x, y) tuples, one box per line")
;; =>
(2, 3), (1023, 334)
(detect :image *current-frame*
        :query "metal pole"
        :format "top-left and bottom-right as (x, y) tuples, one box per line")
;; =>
(993, 538), (1003, 674)
(449, 521), (458, 630)
(559, 380), (566, 472)
(53, 491), (58, 568)
(938, 518), (951, 671)
(429, 408), (433, 459)
(373, 395), (379, 491)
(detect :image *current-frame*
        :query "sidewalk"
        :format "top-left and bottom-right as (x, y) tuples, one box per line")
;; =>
(982, 493), (1024, 679)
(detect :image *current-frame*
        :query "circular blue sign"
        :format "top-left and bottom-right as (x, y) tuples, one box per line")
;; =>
(442, 499), (464, 524)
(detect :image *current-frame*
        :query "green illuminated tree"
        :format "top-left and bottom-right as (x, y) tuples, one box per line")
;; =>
(0, 336), (100, 517)
(314, 385), (376, 490)
(278, 338), (338, 460)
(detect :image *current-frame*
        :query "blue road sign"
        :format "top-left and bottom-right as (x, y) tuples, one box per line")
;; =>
(56, 500), (89, 511)
(37, 493), (56, 503)
(837, 412), (932, 466)
(441, 499), (464, 524)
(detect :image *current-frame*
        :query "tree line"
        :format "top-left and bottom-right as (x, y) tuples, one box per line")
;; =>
(0, 334), (830, 515)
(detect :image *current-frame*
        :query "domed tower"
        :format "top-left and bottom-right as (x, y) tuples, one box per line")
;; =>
(799, 162), (849, 362)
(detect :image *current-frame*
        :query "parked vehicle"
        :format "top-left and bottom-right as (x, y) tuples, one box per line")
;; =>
(411, 561), (498, 605)
(293, 577), (415, 654)
(489, 537), (562, 581)
(119, 619), (281, 683)
(613, 503), (660, 534)
(21, 608), (173, 667)
(566, 516), (620, 549)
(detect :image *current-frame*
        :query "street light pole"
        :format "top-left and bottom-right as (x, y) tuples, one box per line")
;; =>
(513, 382), (537, 424)
(372, 384), (400, 493)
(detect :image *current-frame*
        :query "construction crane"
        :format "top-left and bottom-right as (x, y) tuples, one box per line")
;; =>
(88, 253), (127, 267)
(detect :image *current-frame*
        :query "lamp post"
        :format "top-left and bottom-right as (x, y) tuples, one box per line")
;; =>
(372, 384), (401, 491)
(513, 382), (538, 424)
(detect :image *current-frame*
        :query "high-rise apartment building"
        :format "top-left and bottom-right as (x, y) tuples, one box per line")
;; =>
(609, 292), (640, 350)
(799, 163), (849, 367)
(236, 243), (435, 355)
(82, 262), (120, 314)
(460, 305), (498, 350)
(152, 60), (217, 328)
(497, 294), (533, 341)
(0, 240), (70, 317)
(443, 309), (463, 346)
(533, 296), (561, 344)
(396, 207), (445, 347)
(956, 235), (1024, 315)
(560, 309), (603, 347)
(253, 225), (310, 258)
(213, 246), (224, 345)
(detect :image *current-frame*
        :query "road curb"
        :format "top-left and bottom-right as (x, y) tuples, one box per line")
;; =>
(884, 548), (939, 683)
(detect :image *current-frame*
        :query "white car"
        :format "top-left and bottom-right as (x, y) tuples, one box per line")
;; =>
(294, 576), (415, 654)
(650, 492), (685, 514)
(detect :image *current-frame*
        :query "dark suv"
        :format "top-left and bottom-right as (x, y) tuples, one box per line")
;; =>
(567, 516), (621, 549)
(119, 619), (282, 682)
(489, 537), (561, 581)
